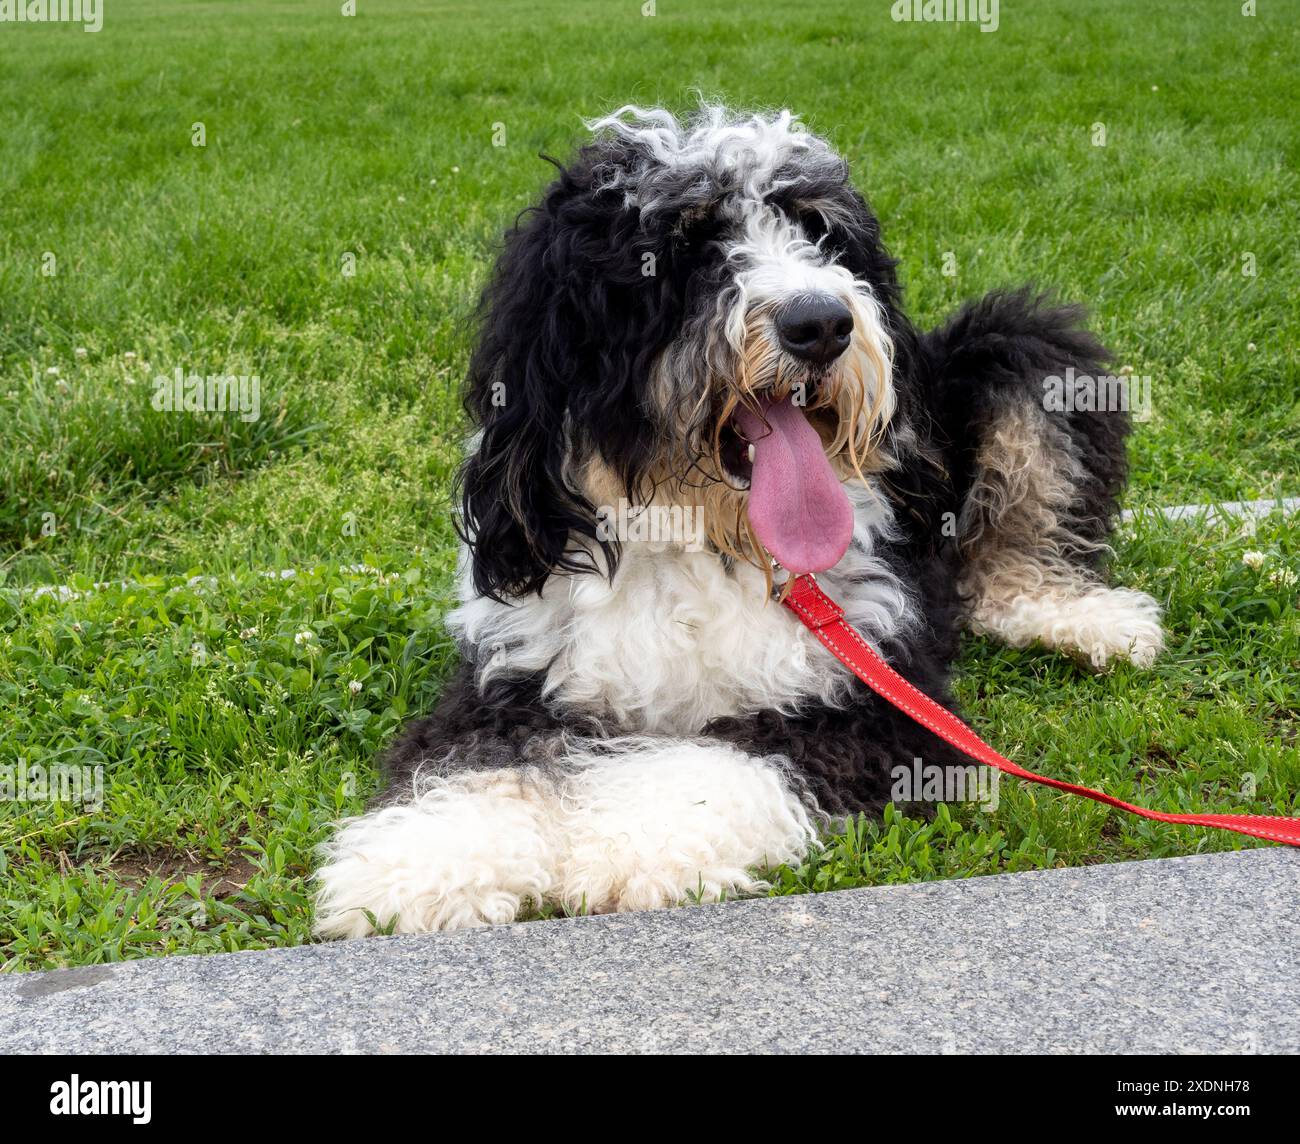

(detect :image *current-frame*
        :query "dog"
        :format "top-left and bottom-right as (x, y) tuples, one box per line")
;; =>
(314, 106), (1164, 938)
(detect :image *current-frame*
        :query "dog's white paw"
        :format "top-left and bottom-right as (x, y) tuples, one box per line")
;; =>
(971, 584), (1165, 671)
(1066, 587), (1165, 670)
(315, 742), (818, 937)
(315, 743), (816, 935)
(314, 771), (558, 938)
(553, 739), (816, 915)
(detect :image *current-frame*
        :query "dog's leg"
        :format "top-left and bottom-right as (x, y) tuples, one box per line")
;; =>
(314, 667), (571, 938)
(553, 738), (817, 915)
(925, 290), (1164, 670)
(316, 737), (816, 934)
(314, 670), (818, 935)
(959, 398), (1164, 669)
(314, 766), (561, 938)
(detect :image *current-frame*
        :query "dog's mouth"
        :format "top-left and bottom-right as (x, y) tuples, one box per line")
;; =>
(714, 391), (856, 575)
(718, 420), (755, 488)
(718, 377), (829, 489)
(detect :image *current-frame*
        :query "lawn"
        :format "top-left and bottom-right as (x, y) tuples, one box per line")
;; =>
(1, 0), (1297, 971)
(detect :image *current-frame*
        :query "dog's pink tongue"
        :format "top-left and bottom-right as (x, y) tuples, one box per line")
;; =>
(733, 395), (854, 574)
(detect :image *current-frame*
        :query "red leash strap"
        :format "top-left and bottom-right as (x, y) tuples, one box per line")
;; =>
(783, 573), (1300, 847)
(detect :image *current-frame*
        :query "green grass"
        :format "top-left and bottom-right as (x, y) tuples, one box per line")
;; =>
(1, 0), (1297, 971)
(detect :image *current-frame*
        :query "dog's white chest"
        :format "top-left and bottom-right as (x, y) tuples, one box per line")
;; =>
(449, 517), (916, 735)
(552, 549), (834, 733)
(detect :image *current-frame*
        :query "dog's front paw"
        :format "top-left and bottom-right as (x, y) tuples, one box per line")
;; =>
(314, 772), (558, 938)
(553, 740), (816, 915)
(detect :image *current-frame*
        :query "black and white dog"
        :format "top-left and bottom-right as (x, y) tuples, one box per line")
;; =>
(315, 106), (1164, 938)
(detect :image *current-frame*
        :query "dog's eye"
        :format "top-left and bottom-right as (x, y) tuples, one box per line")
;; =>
(771, 196), (831, 244)
(675, 215), (724, 253)
(797, 208), (829, 243)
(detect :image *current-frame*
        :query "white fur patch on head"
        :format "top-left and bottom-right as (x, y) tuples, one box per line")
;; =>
(722, 194), (854, 302)
(585, 104), (845, 215)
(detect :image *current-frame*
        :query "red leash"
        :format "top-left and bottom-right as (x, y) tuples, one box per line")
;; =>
(783, 573), (1300, 847)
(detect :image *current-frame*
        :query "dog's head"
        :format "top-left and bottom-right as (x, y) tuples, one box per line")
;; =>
(461, 106), (909, 600)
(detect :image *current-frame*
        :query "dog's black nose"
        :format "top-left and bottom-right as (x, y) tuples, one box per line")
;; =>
(776, 296), (854, 365)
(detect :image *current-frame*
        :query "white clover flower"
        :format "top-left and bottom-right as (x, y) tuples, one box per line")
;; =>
(1268, 567), (1297, 588)
(348, 680), (363, 695)
(1242, 550), (1267, 569)
(75, 347), (88, 358)
(46, 366), (59, 377)
(294, 630), (314, 645)
(239, 627), (258, 640)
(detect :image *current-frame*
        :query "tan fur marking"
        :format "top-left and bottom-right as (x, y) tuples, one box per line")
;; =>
(960, 402), (1163, 669)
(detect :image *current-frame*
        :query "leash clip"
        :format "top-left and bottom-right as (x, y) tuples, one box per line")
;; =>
(769, 556), (788, 600)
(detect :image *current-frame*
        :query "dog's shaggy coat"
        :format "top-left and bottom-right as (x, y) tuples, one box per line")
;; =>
(315, 107), (1163, 938)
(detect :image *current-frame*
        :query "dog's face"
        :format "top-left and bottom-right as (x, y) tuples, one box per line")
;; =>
(462, 107), (910, 600)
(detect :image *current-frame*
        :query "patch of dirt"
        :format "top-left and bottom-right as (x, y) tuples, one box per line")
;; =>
(99, 850), (259, 898)
(1260, 706), (1299, 747)
(1138, 742), (1184, 777)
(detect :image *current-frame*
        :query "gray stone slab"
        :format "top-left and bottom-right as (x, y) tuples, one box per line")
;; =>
(1, 849), (1295, 1054)
(1122, 496), (1300, 523)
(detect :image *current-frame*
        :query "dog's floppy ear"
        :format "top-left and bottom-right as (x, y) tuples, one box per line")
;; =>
(459, 144), (681, 602)
(837, 187), (905, 319)
(457, 191), (596, 604)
